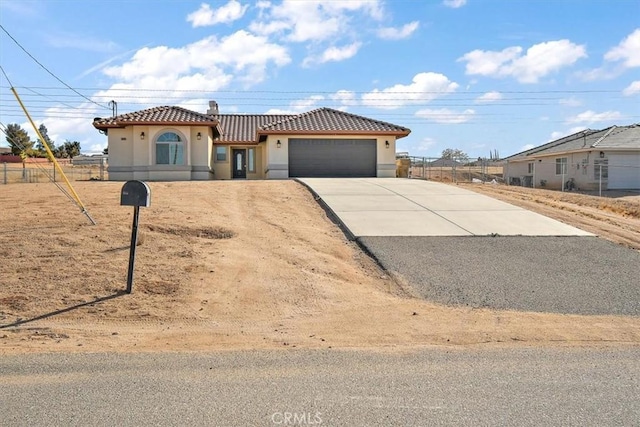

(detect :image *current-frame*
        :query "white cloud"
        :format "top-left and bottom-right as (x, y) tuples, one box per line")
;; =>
(264, 95), (325, 115)
(32, 103), (105, 154)
(304, 42), (362, 66)
(362, 72), (459, 110)
(443, 0), (467, 8)
(250, 0), (383, 42)
(263, 108), (298, 115)
(187, 1), (248, 27)
(459, 40), (587, 83)
(604, 28), (640, 68)
(377, 21), (419, 40)
(397, 137), (438, 156)
(520, 143), (535, 151)
(565, 110), (622, 124)
(623, 80), (640, 96)
(548, 127), (588, 141)
(559, 97), (583, 107)
(475, 91), (502, 103)
(290, 95), (325, 110)
(102, 31), (290, 95)
(330, 90), (358, 108)
(415, 108), (475, 124)
(417, 137), (437, 151)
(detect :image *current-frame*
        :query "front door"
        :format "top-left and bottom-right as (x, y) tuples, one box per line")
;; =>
(232, 149), (247, 179)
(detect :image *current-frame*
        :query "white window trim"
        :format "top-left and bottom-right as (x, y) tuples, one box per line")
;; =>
(215, 146), (228, 163)
(555, 157), (567, 175)
(154, 129), (188, 166)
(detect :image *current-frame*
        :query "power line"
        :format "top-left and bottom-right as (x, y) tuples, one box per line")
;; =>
(0, 84), (625, 95)
(0, 24), (110, 110)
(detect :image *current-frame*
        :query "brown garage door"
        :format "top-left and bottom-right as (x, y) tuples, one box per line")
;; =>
(288, 139), (377, 178)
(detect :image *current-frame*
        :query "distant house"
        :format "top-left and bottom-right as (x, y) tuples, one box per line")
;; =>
(427, 158), (464, 167)
(0, 147), (11, 155)
(504, 124), (640, 190)
(92, 101), (411, 181)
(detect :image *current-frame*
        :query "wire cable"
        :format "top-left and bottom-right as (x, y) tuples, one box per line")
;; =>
(0, 24), (110, 110)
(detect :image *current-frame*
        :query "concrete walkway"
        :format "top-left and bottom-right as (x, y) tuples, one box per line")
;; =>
(298, 178), (592, 237)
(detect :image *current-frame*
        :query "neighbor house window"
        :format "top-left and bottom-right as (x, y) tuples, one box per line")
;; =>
(156, 132), (184, 165)
(527, 162), (534, 174)
(594, 159), (608, 180)
(215, 146), (227, 162)
(555, 158), (567, 175)
(248, 148), (255, 172)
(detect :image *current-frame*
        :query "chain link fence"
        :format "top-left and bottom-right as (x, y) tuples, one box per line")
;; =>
(397, 156), (504, 184)
(1, 161), (108, 184)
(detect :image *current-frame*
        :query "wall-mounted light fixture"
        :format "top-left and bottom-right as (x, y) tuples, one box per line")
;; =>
(197, 132), (202, 140)
(385, 140), (390, 149)
(140, 132), (145, 140)
(599, 151), (605, 158)
(277, 140), (281, 148)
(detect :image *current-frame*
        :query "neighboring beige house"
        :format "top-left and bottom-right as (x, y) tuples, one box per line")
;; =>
(504, 124), (640, 190)
(92, 102), (411, 181)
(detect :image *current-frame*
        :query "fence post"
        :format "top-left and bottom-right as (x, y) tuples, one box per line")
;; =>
(599, 164), (602, 197)
(53, 163), (56, 182)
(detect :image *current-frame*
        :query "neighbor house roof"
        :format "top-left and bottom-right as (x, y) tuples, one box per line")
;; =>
(93, 106), (220, 129)
(94, 105), (411, 143)
(505, 124), (640, 161)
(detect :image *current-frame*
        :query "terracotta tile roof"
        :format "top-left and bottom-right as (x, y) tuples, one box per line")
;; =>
(259, 108), (411, 136)
(93, 105), (411, 143)
(211, 114), (295, 143)
(93, 106), (219, 129)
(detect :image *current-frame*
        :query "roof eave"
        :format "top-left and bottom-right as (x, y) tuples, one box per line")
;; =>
(93, 120), (220, 131)
(256, 130), (411, 138)
(507, 146), (640, 162)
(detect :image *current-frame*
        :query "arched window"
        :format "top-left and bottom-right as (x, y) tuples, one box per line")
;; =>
(156, 131), (184, 165)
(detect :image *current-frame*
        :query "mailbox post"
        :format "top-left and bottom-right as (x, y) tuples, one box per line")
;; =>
(120, 181), (151, 294)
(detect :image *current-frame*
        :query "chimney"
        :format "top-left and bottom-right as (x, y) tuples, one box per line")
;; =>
(207, 100), (219, 115)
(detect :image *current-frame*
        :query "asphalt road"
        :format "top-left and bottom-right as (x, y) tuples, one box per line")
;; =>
(359, 236), (640, 316)
(1, 347), (639, 426)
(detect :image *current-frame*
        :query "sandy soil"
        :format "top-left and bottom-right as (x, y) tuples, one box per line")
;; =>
(1, 180), (639, 355)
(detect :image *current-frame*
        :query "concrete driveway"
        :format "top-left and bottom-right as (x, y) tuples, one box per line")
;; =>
(298, 178), (639, 315)
(298, 178), (591, 237)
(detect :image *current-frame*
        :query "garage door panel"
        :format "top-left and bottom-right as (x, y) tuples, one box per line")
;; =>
(289, 139), (376, 178)
(608, 154), (640, 190)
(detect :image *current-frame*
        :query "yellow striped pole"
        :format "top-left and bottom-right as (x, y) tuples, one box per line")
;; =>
(11, 87), (96, 225)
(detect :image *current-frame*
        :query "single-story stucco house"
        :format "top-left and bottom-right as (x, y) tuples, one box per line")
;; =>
(92, 101), (411, 181)
(504, 124), (640, 190)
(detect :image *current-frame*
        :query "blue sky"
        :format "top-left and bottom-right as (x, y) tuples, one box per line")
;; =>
(0, 0), (638, 157)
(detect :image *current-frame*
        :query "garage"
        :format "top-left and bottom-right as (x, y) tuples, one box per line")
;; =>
(608, 153), (640, 190)
(288, 138), (377, 178)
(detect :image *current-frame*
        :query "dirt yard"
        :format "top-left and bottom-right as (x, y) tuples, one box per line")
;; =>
(1, 180), (639, 354)
(459, 182), (640, 250)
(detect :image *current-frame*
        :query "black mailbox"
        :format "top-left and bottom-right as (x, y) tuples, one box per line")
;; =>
(121, 180), (151, 207)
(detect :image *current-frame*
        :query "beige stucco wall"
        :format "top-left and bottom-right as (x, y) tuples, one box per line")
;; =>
(106, 125), (213, 181)
(209, 145), (264, 180)
(263, 135), (398, 179)
(106, 125), (402, 181)
(506, 151), (614, 190)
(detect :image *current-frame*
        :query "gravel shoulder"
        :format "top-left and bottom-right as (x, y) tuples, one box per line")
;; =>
(359, 236), (640, 316)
